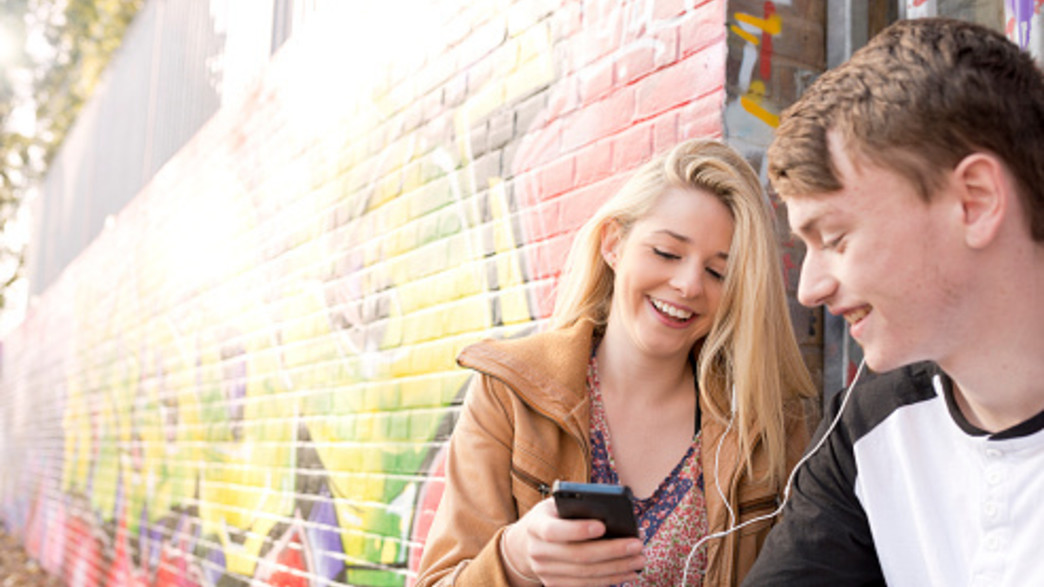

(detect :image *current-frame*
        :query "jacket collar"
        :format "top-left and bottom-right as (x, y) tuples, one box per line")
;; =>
(456, 320), (596, 426)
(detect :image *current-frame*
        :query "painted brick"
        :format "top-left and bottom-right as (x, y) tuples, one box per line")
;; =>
(488, 109), (514, 151)
(514, 91), (549, 136)
(611, 122), (654, 172)
(443, 72), (468, 108)
(652, 24), (680, 68)
(0, 2), (829, 587)
(615, 43), (658, 86)
(680, 0), (727, 58)
(560, 86), (636, 152)
(550, 0), (582, 42)
(504, 55), (555, 103)
(635, 43), (726, 121)
(578, 63), (614, 105)
(537, 155), (575, 198)
(678, 89), (725, 140)
(516, 20), (552, 65)
(555, 180), (612, 235)
(653, 110), (681, 153)
(654, 0), (687, 21)
(574, 140), (613, 187)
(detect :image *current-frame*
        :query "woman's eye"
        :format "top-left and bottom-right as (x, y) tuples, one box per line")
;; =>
(653, 248), (680, 260)
(707, 268), (725, 281)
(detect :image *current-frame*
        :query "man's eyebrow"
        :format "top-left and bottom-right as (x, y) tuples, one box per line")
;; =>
(792, 214), (822, 239)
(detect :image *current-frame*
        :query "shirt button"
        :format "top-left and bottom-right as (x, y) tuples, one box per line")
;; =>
(986, 536), (1001, 551)
(987, 471), (1002, 485)
(985, 448), (1002, 459)
(984, 503), (998, 518)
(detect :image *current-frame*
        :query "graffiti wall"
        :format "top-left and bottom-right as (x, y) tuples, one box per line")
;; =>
(724, 0), (826, 383)
(0, 1), (744, 585)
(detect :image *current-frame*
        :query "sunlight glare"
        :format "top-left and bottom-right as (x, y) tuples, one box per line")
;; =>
(0, 22), (17, 66)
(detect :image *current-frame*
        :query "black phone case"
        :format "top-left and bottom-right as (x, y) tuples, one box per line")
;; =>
(552, 481), (639, 539)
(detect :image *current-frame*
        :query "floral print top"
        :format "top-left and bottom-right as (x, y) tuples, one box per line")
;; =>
(587, 354), (709, 586)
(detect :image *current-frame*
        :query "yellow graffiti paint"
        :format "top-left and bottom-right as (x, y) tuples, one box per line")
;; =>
(735, 11), (782, 35)
(740, 81), (780, 128)
(730, 24), (760, 46)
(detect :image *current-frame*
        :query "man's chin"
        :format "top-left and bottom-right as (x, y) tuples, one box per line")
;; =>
(859, 346), (918, 375)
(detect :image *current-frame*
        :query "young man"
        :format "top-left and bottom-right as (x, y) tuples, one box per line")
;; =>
(742, 18), (1044, 586)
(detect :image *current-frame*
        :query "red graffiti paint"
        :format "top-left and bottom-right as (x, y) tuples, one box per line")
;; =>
(781, 251), (798, 290)
(155, 547), (204, 587)
(63, 516), (102, 587)
(262, 531), (310, 587)
(759, 2), (776, 81)
(104, 514), (148, 587)
(408, 444), (448, 582)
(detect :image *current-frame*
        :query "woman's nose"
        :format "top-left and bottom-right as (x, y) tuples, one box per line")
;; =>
(670, 266), (704, 299)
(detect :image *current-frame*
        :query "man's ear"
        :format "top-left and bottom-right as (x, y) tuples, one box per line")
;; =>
(600, 219), (622, 268)
(953, 153), (1010, 249)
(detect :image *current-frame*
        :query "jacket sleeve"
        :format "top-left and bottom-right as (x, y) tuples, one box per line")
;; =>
(414, 374), (521, 587)
(741, 389), (886, 586)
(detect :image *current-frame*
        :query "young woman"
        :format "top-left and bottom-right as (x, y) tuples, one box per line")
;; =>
(416, 139), (817, 586)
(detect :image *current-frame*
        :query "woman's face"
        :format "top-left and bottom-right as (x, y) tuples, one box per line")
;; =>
(601, 186), (734, 363)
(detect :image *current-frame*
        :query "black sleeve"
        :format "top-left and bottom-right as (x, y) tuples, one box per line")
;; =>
(742, 386), (886, 586)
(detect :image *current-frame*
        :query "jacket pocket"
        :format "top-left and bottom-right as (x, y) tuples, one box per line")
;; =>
(734, 495), (781, 581)
(736, 495), (779, 534)
(510, 466), (552, 514)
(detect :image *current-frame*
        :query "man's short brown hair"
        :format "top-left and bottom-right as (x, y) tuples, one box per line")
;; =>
(767, 18), (1044, 240)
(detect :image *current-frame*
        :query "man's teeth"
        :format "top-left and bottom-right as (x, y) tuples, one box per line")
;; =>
(652, 299), (693, 320)
(845, 307), (870, 324)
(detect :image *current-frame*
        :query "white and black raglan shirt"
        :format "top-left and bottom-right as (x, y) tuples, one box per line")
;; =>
(743, 362), (1044, 587)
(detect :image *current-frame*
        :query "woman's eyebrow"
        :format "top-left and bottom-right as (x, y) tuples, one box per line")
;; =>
(652, 229), (729, 260)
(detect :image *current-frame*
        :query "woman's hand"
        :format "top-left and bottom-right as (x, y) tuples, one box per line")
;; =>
(501, 498), (645, 586)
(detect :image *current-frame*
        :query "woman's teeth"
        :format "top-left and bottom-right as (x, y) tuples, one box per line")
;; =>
(652, 298), (693, 320)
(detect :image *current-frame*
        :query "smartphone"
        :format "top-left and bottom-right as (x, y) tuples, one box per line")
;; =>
(552, 480), (639, 539)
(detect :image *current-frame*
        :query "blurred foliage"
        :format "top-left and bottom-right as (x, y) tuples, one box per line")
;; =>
(0, 0), (143, 307)
(32, 0), (144, 162)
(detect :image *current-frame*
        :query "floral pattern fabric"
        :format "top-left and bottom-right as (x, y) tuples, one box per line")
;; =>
(587, 354), (709, 586)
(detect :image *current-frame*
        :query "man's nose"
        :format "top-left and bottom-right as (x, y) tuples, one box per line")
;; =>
(797, 250), (837, 308)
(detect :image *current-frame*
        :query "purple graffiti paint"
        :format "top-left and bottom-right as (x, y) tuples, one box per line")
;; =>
(1008, 0), (1036, 48)
(307, 486), (347, 580)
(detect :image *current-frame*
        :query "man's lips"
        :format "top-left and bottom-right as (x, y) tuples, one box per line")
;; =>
(843, 306), (871, 325)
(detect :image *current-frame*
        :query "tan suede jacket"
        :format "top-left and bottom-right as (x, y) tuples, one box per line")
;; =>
(415, 320), (811, 586)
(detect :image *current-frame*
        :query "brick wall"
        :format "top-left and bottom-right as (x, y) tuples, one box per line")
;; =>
(0, 1), (822, 585)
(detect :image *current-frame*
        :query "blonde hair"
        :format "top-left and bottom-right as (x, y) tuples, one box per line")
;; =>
(552, 138), (817, 486)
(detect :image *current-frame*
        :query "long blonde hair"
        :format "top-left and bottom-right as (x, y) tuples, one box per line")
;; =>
(552, 138), (817, 486)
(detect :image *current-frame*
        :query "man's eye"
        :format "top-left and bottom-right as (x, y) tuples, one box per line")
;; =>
(823, 235), (845, 251)
(653, 248), (680, 260)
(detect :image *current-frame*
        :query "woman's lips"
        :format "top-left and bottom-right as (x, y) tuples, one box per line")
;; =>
(650, 297), (695, 323)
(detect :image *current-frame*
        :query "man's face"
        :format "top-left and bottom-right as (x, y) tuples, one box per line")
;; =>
(786, 134), (967, 373)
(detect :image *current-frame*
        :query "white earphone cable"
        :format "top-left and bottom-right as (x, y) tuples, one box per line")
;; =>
(681, 359), (868, 585)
